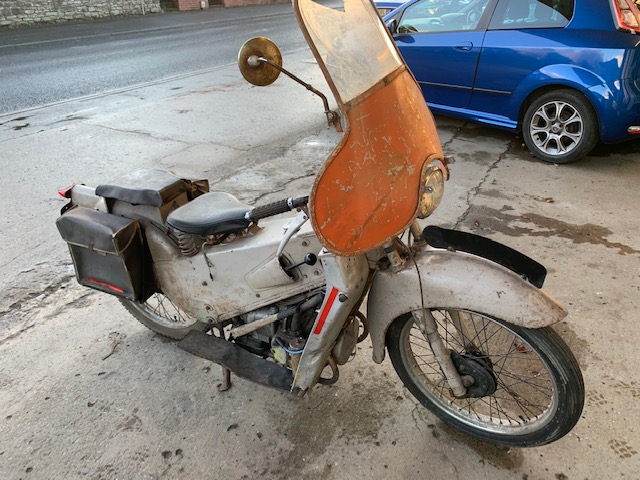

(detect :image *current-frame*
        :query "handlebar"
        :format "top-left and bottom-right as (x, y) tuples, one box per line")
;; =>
(246, 196), (309, 222)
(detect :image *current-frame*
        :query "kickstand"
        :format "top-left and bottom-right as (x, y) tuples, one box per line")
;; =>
(214, 325), (232, 392)
(218, 366), (232, 392)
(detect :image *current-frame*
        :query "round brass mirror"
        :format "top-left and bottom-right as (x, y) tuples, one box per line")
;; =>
(238, 37), (282, 86)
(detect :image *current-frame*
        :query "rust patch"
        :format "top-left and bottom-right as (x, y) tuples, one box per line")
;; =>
(465, 206), (639, 255)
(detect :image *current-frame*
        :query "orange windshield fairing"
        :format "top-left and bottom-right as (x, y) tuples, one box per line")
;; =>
(309, 67), (443, 255)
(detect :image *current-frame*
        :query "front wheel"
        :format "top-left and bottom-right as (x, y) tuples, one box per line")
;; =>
(120, 293), (208, 340)
(386, 309), (584, 447)
(522, 89), (598, 164)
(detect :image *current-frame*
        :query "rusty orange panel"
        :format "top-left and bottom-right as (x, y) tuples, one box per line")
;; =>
(310, 67), (443, 255)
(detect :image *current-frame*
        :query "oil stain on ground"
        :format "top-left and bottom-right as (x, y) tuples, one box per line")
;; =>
(437, 421), (525, 470)
(464, 205), (639, 256)
(259, 366), (403, 479)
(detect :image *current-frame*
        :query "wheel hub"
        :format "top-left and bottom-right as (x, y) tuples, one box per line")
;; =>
(450, 350), (497, 398)
(551, 122), (563, 134)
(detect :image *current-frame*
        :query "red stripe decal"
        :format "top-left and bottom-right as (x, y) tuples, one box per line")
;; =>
(87, 278), (125, 294)
(313, 287), (339, 335)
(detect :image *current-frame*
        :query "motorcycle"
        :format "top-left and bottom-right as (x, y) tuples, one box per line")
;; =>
(56, 0), (584, 447)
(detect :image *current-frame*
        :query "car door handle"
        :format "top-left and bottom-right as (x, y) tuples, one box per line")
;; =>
(453, 42), (474, 52)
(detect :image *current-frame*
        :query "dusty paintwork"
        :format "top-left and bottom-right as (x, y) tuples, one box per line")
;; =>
(293, 253), (369, 391)
(310, 68), (443, 255)
(145, 216), (325, 322)
(366, 247), (568, 363)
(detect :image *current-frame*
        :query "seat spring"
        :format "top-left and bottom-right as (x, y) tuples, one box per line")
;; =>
(176, 230), (199, 256)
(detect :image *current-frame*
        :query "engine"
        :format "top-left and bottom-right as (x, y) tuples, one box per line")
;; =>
(229, 287), (365, 380)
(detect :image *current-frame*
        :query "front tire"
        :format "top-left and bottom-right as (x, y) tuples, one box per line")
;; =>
(386, 309), (584, 447)
(522, 89), (598, 164)
(120, 293), (208, 340)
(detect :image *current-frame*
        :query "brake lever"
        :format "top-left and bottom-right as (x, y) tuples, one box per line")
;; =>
(276, 209), (310, 258)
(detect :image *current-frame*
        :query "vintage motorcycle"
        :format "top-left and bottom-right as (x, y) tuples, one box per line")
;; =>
(56, 0), (584, 447)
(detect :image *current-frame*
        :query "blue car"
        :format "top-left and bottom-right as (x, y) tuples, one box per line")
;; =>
(383, 0), (640, 163)
(375, 0), (406, 15)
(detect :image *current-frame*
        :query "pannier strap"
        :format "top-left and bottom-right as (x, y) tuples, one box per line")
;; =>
(167, 192), (252, 236)
(95, 168), (198, 207)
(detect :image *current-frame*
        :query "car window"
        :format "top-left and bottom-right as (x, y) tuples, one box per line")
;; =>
(489, 0), (573, 29)
(397, 0), (492, 33)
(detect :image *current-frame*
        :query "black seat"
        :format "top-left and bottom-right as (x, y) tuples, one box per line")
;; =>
(167, 192), (252, 235)
(96, 169), (190, 207)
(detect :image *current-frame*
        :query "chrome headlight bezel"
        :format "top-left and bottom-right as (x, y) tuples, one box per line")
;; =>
(417, 165), (445, 219)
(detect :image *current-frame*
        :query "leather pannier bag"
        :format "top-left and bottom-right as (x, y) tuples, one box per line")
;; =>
(56, 206), (152, 301)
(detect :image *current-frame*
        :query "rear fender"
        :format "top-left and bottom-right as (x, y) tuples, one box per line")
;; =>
(366, 248), (567, 363)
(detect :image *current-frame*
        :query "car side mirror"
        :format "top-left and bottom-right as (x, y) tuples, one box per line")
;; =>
(386, 18), (398, 34)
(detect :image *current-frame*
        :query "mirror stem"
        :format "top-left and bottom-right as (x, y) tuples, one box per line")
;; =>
(257, 57), (342, 132)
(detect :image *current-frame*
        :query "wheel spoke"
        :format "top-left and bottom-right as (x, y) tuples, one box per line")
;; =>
(400, 308), (559, 435)
(558, 103), (578, 122)
(535, 108), (552, 124)
(130, 293), (197, 328)
(496, 371), (553, 396)
(560, 131), (581, 144)
(531, 126), (549, 136)
(476, 395), (522, 424)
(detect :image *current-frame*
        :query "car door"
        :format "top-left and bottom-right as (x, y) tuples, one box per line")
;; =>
(391, 0), (497, 108)
(469, 0), (575, 126)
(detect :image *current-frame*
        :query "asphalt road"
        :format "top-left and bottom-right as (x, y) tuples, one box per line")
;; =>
(0, 5), (310, 114)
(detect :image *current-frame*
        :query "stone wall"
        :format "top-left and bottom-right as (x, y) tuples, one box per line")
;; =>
(0, 0), (162, 27)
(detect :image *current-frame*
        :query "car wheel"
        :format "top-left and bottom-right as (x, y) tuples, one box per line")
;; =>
(523, 89), (598, 164)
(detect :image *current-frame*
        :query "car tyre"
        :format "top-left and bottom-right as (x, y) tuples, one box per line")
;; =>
(523, 89), (598, 164)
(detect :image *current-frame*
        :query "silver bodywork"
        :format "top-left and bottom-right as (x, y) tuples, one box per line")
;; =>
(293, 252), (369, 391)
(145, 215), (325, 323)
(366, 246), (568, 364)
(63, 183), (568, 393)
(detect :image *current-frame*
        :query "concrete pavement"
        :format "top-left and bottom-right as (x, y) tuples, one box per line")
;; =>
(1, 19), (640, 480)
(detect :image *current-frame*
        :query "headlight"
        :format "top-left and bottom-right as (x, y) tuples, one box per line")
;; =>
(417, 165), (445, 219)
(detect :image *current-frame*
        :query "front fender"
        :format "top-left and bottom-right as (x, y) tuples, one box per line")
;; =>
(366, 248), (567, 364)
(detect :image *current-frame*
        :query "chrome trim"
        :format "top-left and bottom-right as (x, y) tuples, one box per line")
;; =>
(417, 81), (511, 96)
(474, 87), (511, 96)
(418, 81), (471, 91)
